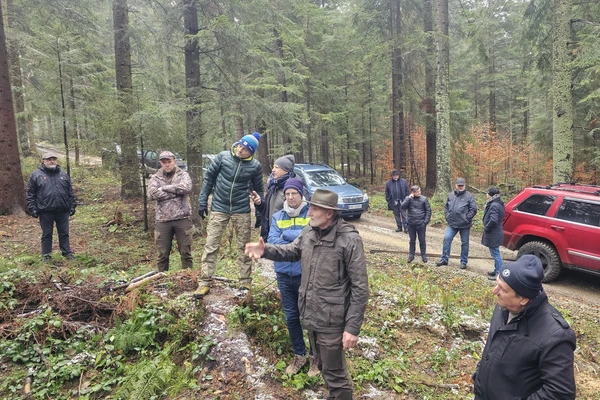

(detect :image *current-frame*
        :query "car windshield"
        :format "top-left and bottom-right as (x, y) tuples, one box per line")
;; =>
(306, 170), (346, 187)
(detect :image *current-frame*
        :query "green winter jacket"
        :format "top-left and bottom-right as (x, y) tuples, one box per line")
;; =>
(198, 149), (264, 214)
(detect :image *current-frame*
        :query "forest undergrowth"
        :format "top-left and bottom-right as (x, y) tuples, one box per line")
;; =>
(0, 165), (599, 399)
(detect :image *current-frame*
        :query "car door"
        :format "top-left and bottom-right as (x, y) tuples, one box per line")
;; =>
(552, 197), (600, 272)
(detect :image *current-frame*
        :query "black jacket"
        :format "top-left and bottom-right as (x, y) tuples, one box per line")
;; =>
(385, 178), (409, 210)
(473, 291), (576, 400)
(400, 195), (431, 226)
(481, 196), (505, 248)
(444, 190), (477, 229)
(26, 164), (76, 214)
(198, 148), (264, 214)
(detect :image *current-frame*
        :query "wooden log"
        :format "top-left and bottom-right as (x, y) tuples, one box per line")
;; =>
(125, 272), (165, 293)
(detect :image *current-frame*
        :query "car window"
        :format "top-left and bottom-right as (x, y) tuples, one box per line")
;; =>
(555, 199), (600, 227)
(515, 194), (556, 215)
(305, 170), (346, 187)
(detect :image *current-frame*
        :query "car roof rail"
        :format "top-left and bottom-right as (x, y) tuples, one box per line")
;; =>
(531, 182), (600, 196)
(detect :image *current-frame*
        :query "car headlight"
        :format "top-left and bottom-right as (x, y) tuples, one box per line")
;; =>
(363, 193), (369, 201)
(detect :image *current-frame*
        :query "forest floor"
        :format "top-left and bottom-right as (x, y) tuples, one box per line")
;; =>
(1, 162), (599, 399)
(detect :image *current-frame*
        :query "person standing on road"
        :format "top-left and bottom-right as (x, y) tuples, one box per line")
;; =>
(473, 255), (576, 399)
(401, 185), (432, 263)
(436, 177), (477, 269)
(26, 152), (77, 263)
(245, 189), (368, 400)
(148, 151), (193, 272)
(195, 133), (264, 297)
(266, 178), (319, 377)
(385, 169), (410, 233)
(482, 186), (505, 280)
(253, 154), (295, 241)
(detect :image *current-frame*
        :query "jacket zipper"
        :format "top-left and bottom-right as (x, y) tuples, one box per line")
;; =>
(229, 159), (242, 212)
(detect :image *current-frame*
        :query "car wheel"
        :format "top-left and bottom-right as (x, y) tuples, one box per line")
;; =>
(517, 241), (562, 283)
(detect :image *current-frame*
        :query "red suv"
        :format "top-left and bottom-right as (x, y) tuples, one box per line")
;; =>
(502, 183), (600, 282)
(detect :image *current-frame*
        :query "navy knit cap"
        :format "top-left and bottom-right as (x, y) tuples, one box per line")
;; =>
(275, 154), (295, 173)
(283, 178), (304, 195)
(235, 132), (261, 155)
(487, 186), (500, 196)
(500, 255), (544, 299)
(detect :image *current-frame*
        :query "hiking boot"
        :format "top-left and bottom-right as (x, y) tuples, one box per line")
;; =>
(285, 354), (307, 375)
(488, 274), (498, 281)
(487, 270), (496, 277)
(407, 256), (414, 263)
(307, 355), (320, 377)
(64, 253), (75, 260)
(193, 286), (210, 299)
(42, 255), (51, 264)
(460, 263), (468, 270)
(421, 256), (428, 263)
(435, 260), (448, 267)
(395, 228), (402, 232)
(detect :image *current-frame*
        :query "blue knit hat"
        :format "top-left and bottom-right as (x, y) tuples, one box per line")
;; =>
(283, 178), (304, 195)
(235, 132), (261, 155)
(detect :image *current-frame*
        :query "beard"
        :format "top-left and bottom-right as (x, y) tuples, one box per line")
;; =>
(45, 164), (57, 169)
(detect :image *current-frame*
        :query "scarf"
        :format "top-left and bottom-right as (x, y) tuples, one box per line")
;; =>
(283, 200), (307, 218)
(486, 193), (501, 205)
(266, 172), (294, 195)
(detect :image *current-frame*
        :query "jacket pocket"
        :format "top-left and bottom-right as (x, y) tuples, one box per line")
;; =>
(317, 296), (345, 328)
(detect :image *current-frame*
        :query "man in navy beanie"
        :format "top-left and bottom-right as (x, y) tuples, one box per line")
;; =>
(473, 255), (576, 399)
(195, 132), (264, 297)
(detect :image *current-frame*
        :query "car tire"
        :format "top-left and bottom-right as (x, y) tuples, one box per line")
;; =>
(517, 241), (562, 283)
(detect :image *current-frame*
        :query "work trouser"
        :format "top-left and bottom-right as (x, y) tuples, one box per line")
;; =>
(39, 211), (72, 256)
(155, 218), (193, 271)
(308, 330), (353, 400)
(199, 211), (252, 288)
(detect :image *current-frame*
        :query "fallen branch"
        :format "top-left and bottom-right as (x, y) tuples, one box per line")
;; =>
(125, 273), (165, 292)
(33, 344), (50, 368)
(112, 271), (159, 291)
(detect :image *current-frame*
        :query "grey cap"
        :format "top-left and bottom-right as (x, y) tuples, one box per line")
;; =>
(455, 178), (466, 185)
(42, 151), (59, 159)
(159, 151), (175, 160)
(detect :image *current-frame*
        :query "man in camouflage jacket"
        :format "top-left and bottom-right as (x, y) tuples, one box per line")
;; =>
(148, 151), (193, 271)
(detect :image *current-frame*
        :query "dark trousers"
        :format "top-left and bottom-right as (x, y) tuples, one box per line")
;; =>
(391, 202), (407, 230)
(407, 224), (427, 257)
(154, 218), (193, 271)
(308, 331), (352, 400)
(276, 273), (309, 356)
(39, 211), (71, 256)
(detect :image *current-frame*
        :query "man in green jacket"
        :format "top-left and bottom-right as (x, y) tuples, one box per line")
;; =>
(194, 133), (264, 297)
(246, 189), (369, 400)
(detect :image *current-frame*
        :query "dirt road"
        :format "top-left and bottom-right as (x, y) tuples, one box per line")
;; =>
(354, 212), (600, 306)
(36, 142), (102, 166)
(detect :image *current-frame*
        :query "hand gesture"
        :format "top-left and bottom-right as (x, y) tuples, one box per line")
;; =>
(342, 331), (359, 350)
(198, 205), (208, 219)
(250, 190), (261, 205)
(245, 237), (265, 260)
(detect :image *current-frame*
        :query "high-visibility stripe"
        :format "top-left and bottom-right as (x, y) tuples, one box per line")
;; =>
(276, 217), (311, 229)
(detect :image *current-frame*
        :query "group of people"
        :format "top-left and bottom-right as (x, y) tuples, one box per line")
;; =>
(26, 143), (577, 399)
(386, 171), (505, 279)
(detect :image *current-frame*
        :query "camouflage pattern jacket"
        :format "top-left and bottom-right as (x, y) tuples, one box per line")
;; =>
(148, 167), (192, 222)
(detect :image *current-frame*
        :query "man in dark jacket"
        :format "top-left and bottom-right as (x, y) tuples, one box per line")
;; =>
(246, 189), (368, 400)
(473, 255), (576, 399)
(385, 169), (410, 232)
(253, 154), (295, 241)
(482, 186), (505, 280)
(195, 133), (264, 297)
(401, 185), (432, 263)
(26, 152), (76, 263)
(435, 177), (477, 269)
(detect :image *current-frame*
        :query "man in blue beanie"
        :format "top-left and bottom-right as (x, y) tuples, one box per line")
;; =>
(195, 133), (264, 297)
(473, 255), (576, 399)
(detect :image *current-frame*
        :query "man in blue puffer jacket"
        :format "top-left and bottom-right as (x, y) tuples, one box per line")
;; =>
(267, 178), (318, 377)
(195, 133), (264, 297)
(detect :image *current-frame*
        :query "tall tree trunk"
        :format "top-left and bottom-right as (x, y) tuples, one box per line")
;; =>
(183, 0), (203, 218)
(26, 99), (36, 153)
(391, 0), (405, 173)
(522, 98), (529, 142)
(273, 28), (291, 151)
(0, 4), (25, 214)
(306, 78), (313, 163)
(69, 73), (80, 165)
(552, 0), (573, 182)
(424, 0), (437, 192)
(435, 0), (451, 193)
(113, 0), (140, 198)
(320, 126), (329, 165)
(488, 46), (496, 133)
(6, 0), (28, 156)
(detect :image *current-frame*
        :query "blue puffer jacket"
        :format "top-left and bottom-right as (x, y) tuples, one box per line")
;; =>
(198, 148), (264, 214)
(267, 203), (310, 276)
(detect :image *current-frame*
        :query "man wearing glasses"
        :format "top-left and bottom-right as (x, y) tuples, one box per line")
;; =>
(436, 178), (477, 269)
